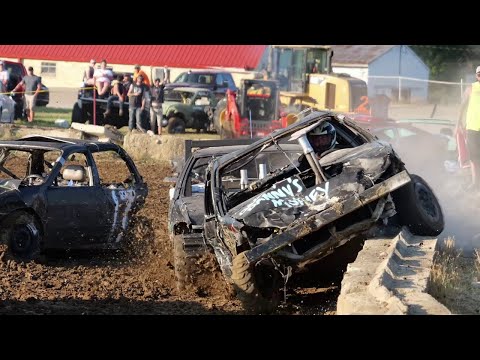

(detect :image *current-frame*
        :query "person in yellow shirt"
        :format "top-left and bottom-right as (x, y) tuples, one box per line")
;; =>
(458, 66), (480, 189)
(133, 65), (150, 87)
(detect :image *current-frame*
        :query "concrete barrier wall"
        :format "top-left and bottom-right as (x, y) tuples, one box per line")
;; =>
(0, 124), (85, 140)
(122, 133), (186, 163)
(337, 228), (451, 315)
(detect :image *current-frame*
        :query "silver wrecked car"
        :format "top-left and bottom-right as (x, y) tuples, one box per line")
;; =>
(201, 111), (444, 313)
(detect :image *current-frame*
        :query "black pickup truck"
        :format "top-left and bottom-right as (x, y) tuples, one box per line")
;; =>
(71, 71), (149, 129)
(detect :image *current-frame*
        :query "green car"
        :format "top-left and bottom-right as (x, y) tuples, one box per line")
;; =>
(161, 87), (218, 134)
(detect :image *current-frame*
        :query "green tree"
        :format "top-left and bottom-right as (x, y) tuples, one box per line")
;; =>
(410, 45), (475, 80)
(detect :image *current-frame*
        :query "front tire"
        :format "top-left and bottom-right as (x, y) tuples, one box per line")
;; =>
(231, 252), (281, 314)
(2, 212), (42, 262)
(392, 174), (444, 236)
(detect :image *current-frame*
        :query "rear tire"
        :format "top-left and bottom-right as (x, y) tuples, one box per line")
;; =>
(167, 117), (186, 134)
(392, 174), (444, 236)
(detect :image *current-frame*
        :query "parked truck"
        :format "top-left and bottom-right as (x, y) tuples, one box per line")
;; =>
(212, 79), (296, 139)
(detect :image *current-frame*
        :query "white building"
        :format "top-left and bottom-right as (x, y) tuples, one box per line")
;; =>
(331, 45), (430, 103)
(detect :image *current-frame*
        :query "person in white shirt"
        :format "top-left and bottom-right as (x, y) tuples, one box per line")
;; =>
(93, 59), (113, 97)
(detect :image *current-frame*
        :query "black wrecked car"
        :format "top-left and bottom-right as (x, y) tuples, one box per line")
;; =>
(201, 111), (444, 312)
(0, 135), (148, 261)
(168, 139), (302, 291)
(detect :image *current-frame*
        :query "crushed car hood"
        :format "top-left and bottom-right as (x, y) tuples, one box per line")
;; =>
(228, 142), (394, 229)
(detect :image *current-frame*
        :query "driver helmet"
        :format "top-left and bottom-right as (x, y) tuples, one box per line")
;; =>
(307, 122), (336, 154)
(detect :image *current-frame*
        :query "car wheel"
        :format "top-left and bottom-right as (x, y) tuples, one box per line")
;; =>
(231, 252), (281, 314)
(173, 234), (194, 292)
(72, 102), (83, 123)
(2, 212), (42, 262)
(392, 174), (444, 236)
(167, 117), (186, 134)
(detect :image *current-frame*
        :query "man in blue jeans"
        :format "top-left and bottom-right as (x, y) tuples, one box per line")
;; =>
(127, 74), (147, 133)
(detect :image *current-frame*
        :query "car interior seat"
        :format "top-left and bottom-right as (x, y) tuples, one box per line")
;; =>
(62, 164), (88, 186)
(198, 76), (207, 84)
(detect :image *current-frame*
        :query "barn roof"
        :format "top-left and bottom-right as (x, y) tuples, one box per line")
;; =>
(0, 45), (268, 70)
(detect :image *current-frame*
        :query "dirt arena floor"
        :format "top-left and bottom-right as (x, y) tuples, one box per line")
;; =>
(0, 161), (361, 315)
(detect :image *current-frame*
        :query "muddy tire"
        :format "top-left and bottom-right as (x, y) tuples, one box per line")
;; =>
(231, 252), (281, 314)
(167, 117), (186, 134)
(2, 212), (42, 262)
(392, 174), (444, 236)
(173, 234), (190, 291)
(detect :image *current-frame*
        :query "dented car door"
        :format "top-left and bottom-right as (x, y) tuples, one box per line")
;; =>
(44, 151), (109, 247)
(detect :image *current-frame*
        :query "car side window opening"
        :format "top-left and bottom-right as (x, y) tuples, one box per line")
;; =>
(215, 74), (224, 86)
(186, 157), (211, 195)
(92, 150), (134, 188)
(0, 149), (61, 185)
(55, 152), (92, 187)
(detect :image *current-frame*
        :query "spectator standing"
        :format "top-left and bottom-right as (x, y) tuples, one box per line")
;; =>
(127, 75), (148, 133)
(458, 65), (480, 190)
(83, 59), (96, 86)
(133, 65), (150, 86)
(93, 59), (113, 97)
(11, 66), (41, 123)
(149, 78), (165, 135)
(0, 61), (9, 93)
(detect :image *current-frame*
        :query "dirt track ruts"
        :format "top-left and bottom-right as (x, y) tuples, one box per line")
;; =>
(0, 161), (346, 315)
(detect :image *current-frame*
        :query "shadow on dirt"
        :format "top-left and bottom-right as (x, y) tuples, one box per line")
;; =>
(0, 297), (241, 315)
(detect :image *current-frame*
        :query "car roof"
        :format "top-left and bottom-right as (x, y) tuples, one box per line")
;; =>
(193, 143), (302, 158)
(180, 70), (229, 74)
(169, 87), (212, 93)
(0, 135), (122, 151)
(194, 145), (248, 157)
